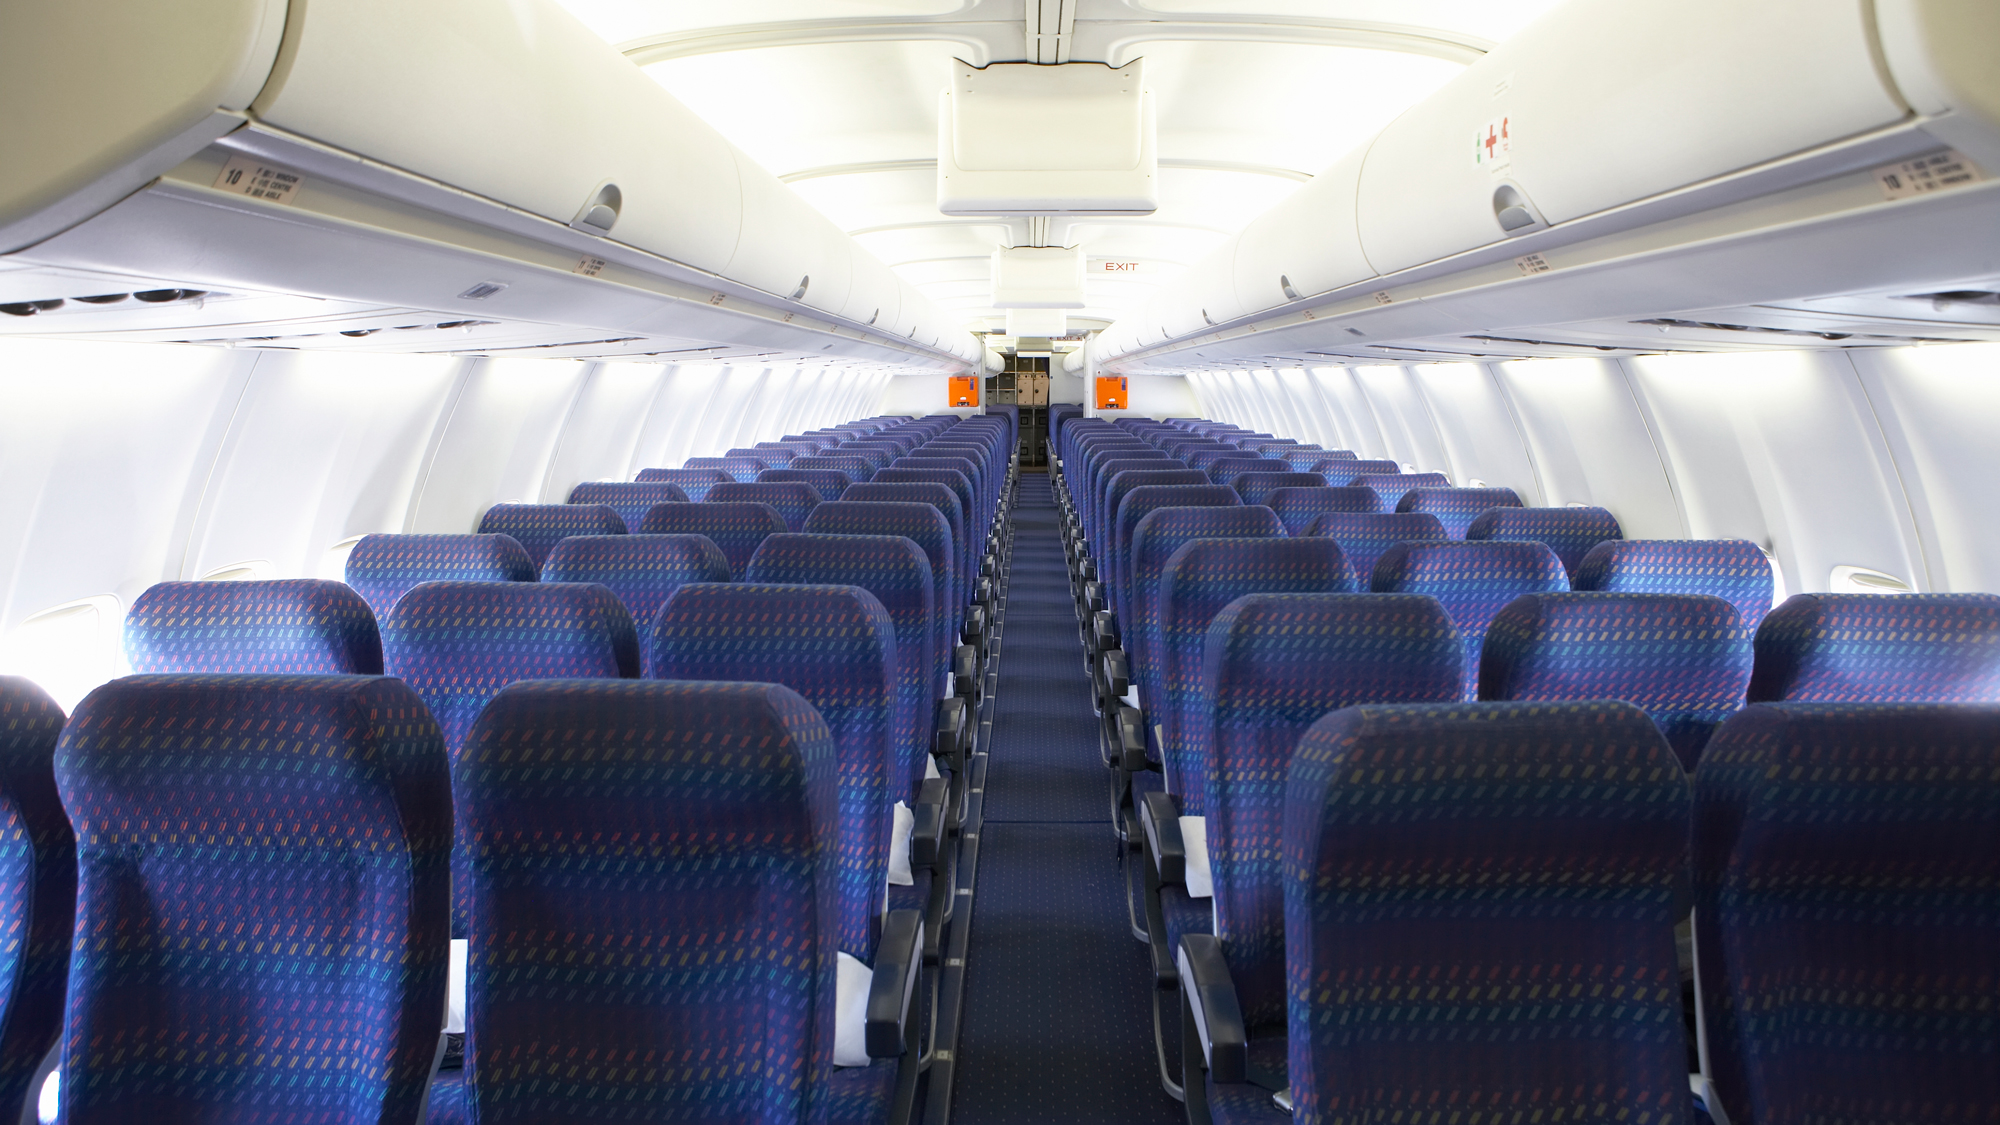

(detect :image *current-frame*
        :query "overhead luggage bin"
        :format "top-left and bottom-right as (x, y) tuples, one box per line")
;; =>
(0, 0), (979, 370)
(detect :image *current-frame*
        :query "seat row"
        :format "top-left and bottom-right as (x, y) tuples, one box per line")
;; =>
(1052, 416), (2000, 1124)
(0, 412), (1018, 1124)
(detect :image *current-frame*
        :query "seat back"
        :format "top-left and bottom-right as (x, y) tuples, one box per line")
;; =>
(1266, 485), (1380, 535)
(650, 584), (896, 958)
(1347, 472), (1453, 505)
(565, 481), (690, 531)
(802, 501), (957, 689)
(735, 445), (796, 466)
(1748, 593), (2000, 703)
(1099, 469), (1206, 558)
(0, 679), (72, 1124)
(1277, 448), (1339, 471)
(1466, 505), (1621, 575)
(636, 501), (788, 576)
(1480, 592), (1752, 768)
(451, 680), (842, 1125)
(1108, 484), (1241, 620)
(1373, 540), (1569, 696)
(125, 579), (382, 675)
(55, 675), (451, 1124)
(1205, 457), (1287, 485)
(746, 534), (936, 799)
(344, 533), (535, 619)
(683, 455), (767, 482)
(758, 468), (853, 502)
(1128, 506), (1287, 727)
(1218, 471), (1309, 507)
(1156, 539), (1357, 804)
(541, 535), (730, 659)
(1286, 700), (1692, 1120)
(1304, 511), (1450, 582)
(1694, 702), (2000, 1125)
(477, 503), (626, 571)
(381, 582), (639, 756)
(1397, 485), (1525, 537)
(1318, 458), (1400, 480)
(1572, 539), (1774, 635)
(635, 467), (732, 501)
(872, 470), (976, 567)
(831, 444), (895, 469)
(707, 481), (824, 532)
(794, 454), (876, 484)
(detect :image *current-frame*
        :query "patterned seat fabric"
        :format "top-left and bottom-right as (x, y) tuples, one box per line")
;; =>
(1303, 511), (1450, 583)
(1693, 702), (2000, 1125)
(126, 579), (383, 675)
(634, 467), (732, 501)
(1205, 457), (1288, 486)
(1108, 484), (1241, 622)
(476, 503), (625, 571)
(0, 680), (73, 1122)
(745, 534), (936, 799)
(381, 582), (640, 756)
(832, 444), (896, 469)
(1318, 458), (1400, 481)
(564, 481), (689, 532)
(344, 533), (535, 619)
(759, 468), (853, 502)
(803, 501), (957, 689)
(1157, 540), (1357, 805)
(540, 534), (730, 660)
(1279, 449), (1341, 471)
(1266, 485), (1380, 536)
(1572, 539), (1774, 635)
(735, 445), (796, 466)
(773, 436), (837, 453)
(1285, 700), (1692, 1124)
(795, 455), (877, 484)
(55, 675), (451, 1124)
(1747, 592), (2000, 703)
(1084, 455), (1174, 542)
(1128, 507), (1287, 744)
(683, 455), (768, 482)
(1348, 472), (1452, 506)
(872, 470), (977, 567)
(1397, 485), (1525, 538)
(898, 456), (986, 525)
(835, 486), (967, 616)
(444, 679), (879, 1125)
(1466, 505), (1621, 576)
(1480, 592), (1752, 769)
(1098, 469), (1206, 560)
(636, 501), (788, 576)
(1373, 540), (1570, 697)
(651, 584), (897, 960)
(708, 481), (824, 533)
(1231, 472), (1326, 508)
(1184, 448), (1243, 473)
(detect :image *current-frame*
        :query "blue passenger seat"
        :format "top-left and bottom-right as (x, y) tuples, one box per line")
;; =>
(1265, 485), (1380, 536)
(1572, 540), (1774, 635)
(1302, 511), (1449, 581)
(636, 501), (789, 576)
(564, 481), (689, 531)
(540, 534), (730, 658)
(683, 455), (767, 482)
(1397, 485), (1525, 538)
(125, 579), (382, 674)
(1466, 505), (1621, 575)
(476, 503), (625, 572)
(635, 466), (732, 500)
(708, 480), (824, 532)
(1230, 472), (1325, 508)
(0, 679), (73, 1125)
(1372, 540), (1570, 697)
(344, 533), (536, 619)
(1748, 592), (2000, 702)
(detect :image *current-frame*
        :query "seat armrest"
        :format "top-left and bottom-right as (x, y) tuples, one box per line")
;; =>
(867, 909), (924, 1058)
(910, 777), (947, 869)
(962, 603), (987, 646)
(1115, 704), (1146, 771)
(1140, 791), (1185, 884)
(1092, 610), (1120, 652)
(1178, 934), (1247, 1083)
(934, 697), (968, 772)
(1078, 557), (1095, 582)
(1096, 647), (1130, 704)
(951, 644), (978, 699)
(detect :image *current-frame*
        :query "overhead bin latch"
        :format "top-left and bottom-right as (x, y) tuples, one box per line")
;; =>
(570, 182), (623, 235)
(1491, 182), (1547, 237)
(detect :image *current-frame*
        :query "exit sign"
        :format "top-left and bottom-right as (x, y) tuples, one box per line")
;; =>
(1090, 259), (1148, 275)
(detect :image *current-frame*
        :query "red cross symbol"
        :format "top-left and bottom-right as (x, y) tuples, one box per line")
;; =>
(1484, 126), (1499, 159)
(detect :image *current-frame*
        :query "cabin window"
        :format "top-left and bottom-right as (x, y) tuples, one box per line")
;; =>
(1761, 547), (1789, 608)
(1466, 478), (1489, 488)
(319, 536), (369, 582)
(37, 1069), (56, 1125)
(1828, 565), (1913, 594)
(0, 595), (123, 713)
(200, 559), (274, 582)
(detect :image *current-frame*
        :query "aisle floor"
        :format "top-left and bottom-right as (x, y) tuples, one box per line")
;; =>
(951, 472), (1182, 1125)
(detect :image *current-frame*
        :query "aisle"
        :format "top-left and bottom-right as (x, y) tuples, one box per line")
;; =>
(951, 472), (1181, 1125)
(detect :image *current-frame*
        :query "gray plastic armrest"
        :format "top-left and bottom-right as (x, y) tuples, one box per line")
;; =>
(911, 776), (947, 869)
(866, 909), (924, 1058)
(952, 645), (978, 699)
(1178, 934), (1247, 1083)
(1141, 790), (1184, 884)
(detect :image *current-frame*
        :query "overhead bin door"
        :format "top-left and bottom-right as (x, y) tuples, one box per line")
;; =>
(1231, 147), (1373, 310)
(254, 0), (744, 275)
(1355, 0), (1907, 276)
(844, 255), (904, 333)
(726, 150), (854, 315)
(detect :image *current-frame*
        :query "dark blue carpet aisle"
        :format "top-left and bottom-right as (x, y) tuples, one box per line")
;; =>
(952, 473), (1181, 1125)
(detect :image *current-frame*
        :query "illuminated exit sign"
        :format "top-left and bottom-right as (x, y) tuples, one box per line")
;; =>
(1090, 259), (1149, 275)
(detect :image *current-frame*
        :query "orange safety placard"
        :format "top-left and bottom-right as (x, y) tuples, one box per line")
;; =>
(1095, 376), (1127, 410)
(948, 376), (979, 407)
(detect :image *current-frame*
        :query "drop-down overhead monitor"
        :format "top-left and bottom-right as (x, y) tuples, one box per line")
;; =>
(937, 61), (1158, 216)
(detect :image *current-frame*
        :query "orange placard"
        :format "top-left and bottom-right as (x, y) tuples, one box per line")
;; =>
(948, 376), (979, 407)
(1095, 376), (1128, 410)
